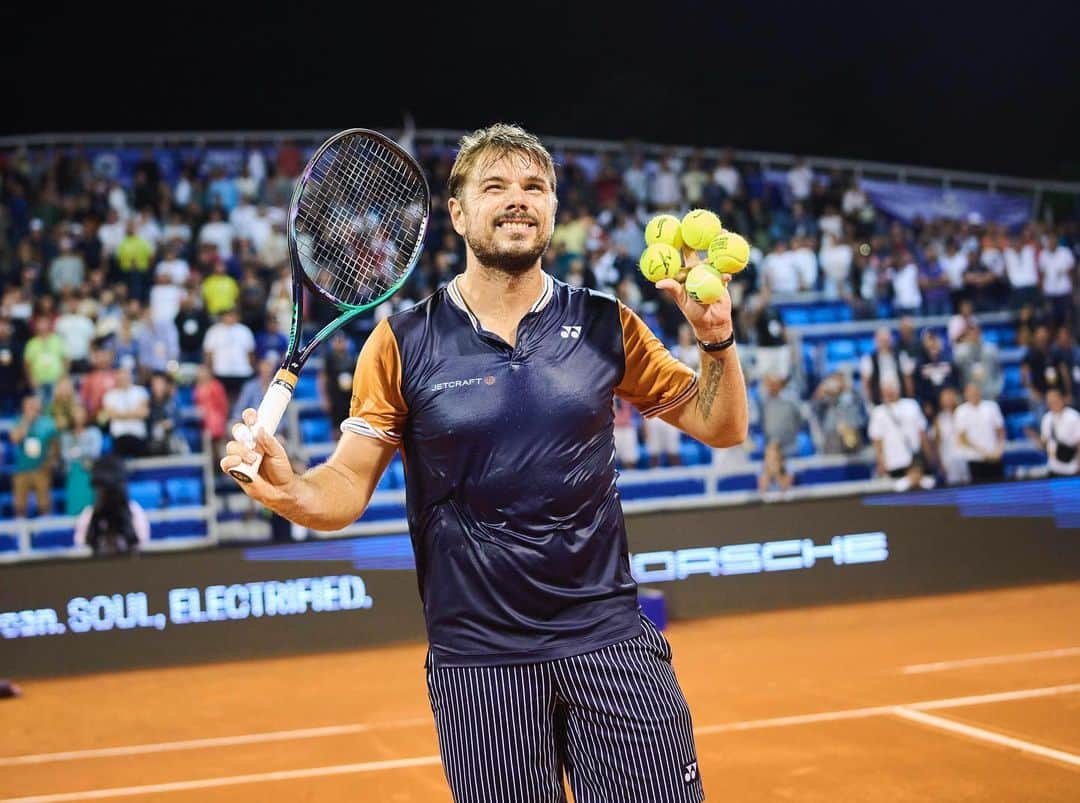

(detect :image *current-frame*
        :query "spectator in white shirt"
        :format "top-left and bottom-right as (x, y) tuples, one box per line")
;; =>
(154, 239), (190, 286)
(891, 254), (922, 316)
(1035, 388), (1080, 477)
(711, 147), (741, 199)
(1039, 235), (1076, 326)
(101, 365), (151, 458)
(941, 239), (969, 307)
(202, 307), (255, 405)
(786, 157), (813, 203)
(762, 241), (800, 295)
(954, 381), (1005, 483)
(644, 416), (683, 468)
(932, 386), (970, 486)
(1003, 234), (1041, 310)
(791, 236), (819, 291)
(868, 377), (934, 491)
(97, 208), (125, 259)
(161, 210), (192, 246)
(650, 155), (682, 212)
(842, 180), (869, 216)
(54, 299), (96, 374)
(197, 208), (235, 259)
(818, 233), (854, 299)
(622, 154), (650, 209)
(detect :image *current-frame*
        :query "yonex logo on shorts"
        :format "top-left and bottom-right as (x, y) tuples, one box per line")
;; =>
(683, 760), (699, 784)
(560, 325), (582, 339)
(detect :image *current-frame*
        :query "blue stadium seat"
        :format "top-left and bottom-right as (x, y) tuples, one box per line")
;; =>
(793, 430), (816, 457)
(294, 373), (320, 401)
(715, 473), (757, 492)
(165, 477), (203, 506)
(826, 339), (857, 362)
(176, 384), (194, 408)
(0, 533), (18, 553)
(127, 479), (164, 510)
(779, 307), (811, 326)
(795, 463), (873, 485)
(1005, 411), (1036, 440)
(1003, 364), (1024, 396)
(679, 439), (702, 466)
(151, 518), (210, 540)
(32, 528), (75, 550)
(300, 416), (332, 443)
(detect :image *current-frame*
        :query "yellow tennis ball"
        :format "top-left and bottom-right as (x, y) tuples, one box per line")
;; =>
(638, 242), (682, 282)
(706, 231), (750, 274)
(644, 214), (683, 249)
(680, 208), (723, 250)
(684, 264), (727, 304)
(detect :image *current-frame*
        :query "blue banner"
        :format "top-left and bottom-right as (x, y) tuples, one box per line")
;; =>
(858, 178), (1032, 228)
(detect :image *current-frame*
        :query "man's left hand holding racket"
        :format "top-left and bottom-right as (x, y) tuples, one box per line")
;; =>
(220, 128), (428, 526)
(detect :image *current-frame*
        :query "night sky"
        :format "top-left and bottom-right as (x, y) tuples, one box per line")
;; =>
(5, 1), (1079, 180)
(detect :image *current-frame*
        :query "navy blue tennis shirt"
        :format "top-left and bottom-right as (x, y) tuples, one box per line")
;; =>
(344, 273), (697, 666)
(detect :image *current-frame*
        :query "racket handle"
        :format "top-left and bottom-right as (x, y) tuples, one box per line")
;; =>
(229, 369), (298, 484)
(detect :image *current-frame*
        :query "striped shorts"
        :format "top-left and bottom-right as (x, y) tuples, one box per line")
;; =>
(426, 614), (705, 803)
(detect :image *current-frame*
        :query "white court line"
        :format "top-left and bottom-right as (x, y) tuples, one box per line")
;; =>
(892, 707), (1080, 768)
(0, 718), (431, 767)
(902, 647), (1080, 674)
(0, 756), (445, 803)
(694, 682), (1080, 735)
(4, 684), (1078, 801)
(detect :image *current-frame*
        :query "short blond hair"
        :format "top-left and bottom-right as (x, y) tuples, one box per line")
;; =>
(447, 123), (556, 200)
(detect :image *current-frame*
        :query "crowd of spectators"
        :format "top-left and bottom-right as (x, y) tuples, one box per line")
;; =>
(0, 136), (1078, 521)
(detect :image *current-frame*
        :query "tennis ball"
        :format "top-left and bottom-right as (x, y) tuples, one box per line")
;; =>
(644, 214), (683, 249)
(706, 231), (750, 274)
(684, 264), (727, 304)
(639, 242), (682, 282)
(680, 208), (723, 250)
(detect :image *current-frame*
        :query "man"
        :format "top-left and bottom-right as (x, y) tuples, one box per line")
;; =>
(860, 326), (915, 405)
(954, 381), (1006, 483)
(101, 365), (151, 458)
(1020, 323), (1067, 420)
(319, 333), (356, 442)
(1036, 388), (1080, 477)
(759, 372), (805, 455)
(868, 376), (935, 491)
(1038, 233), (1075, 327)
(953, 321), (1003, 401)
(913, 329), (959, 418)
(202, 307), (255, 406)
(10, 394), (59, 517)
(221, 123), (748, 803)
(23, 316), (68, 402)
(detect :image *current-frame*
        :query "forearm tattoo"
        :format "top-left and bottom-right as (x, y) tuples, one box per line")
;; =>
(696, 353), (726, 421)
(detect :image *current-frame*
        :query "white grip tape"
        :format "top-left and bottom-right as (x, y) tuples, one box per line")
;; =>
(229, 374), (295, 483)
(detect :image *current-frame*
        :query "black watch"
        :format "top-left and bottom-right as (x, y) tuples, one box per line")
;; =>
(697, 331), (736, 352)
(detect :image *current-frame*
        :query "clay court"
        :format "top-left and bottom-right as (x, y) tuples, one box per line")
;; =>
(2, 580), (1078, 802)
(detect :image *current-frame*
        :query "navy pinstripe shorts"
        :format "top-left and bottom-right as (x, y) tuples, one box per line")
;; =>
(426, 614), (705, 803)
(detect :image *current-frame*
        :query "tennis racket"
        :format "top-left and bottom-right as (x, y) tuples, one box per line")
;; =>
(229, 128), (430, 483)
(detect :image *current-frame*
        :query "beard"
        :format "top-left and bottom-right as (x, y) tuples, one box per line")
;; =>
(466, 222), (552, 275)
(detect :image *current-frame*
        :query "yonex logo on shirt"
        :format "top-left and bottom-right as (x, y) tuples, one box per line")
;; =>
(561, 325), (582, 339)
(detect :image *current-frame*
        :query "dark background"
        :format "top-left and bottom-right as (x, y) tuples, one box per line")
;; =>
(4, 1), (1079, 179)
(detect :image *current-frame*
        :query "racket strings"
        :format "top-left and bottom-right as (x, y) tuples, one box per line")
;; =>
(294, 134), (427, 307)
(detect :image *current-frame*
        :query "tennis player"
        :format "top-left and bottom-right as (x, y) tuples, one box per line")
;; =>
(222, 124), (747, 802)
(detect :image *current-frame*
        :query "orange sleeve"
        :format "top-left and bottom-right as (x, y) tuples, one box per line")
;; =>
(614, 302), (698, 418)
(341, 318), (408, 443)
